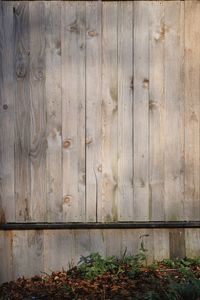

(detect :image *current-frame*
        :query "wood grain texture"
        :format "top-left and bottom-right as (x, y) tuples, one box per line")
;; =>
(185, 229), (200, 258)
(149, 1), (165, 220)
(164, 1), (184, 221)
(61, 1), (86, 222)
(45, 1), (62, 222)
(1, 0), (200, 226)
(44, 230), (74, 273)
(0, 1), (15, 222)
(14, 1), (31, 222)
(101, 2), (118, 222)
(29, 1), (47, 221)
(85, 1), (102, 222)
(133, 1), (150, 221)
(0, 231), (13, 283)
(12, 230), (44, 279)
(169, 229), (185, 259)
(153, 229), (170, 261)
(184, 1), (200, 221)
(117, 1), (134, 221)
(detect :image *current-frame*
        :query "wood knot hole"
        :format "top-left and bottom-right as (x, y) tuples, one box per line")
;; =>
(3, 104), (8, 110)
(63, 140), (71, 148)
(143, 79), (149, 88)
(63, 195), (72, 204)
(86, 137), (93, 145)
(88, 30), (97, 37)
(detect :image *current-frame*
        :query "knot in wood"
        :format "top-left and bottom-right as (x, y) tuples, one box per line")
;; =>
(63, 140), (71, 148)
(3, 104), (8, 110)
(16, 59), (27, 79)
(143, 79), (149, 88)
(88, 30), (97, 37)
(63, 195), (72, 204)
(86, 137), (93, 145)
(97, 164), (102, 173)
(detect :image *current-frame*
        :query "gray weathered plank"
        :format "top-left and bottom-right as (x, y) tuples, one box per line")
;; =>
(117, 1), (134, 221)
(149, 1), (165, 220)
(133, 1), (150, 221)
(45, 1), (62, 222)
(61, 1), (86, 222)
(29, 1), (46, 221)
(101, 1), (118, 222)
(0, 231), (13, 283)
(12, 230), (44, 279)
(184, 1), (200, 221)
(169, 229), (185, 259)
(14, 1), (31, 222)
(0, 1), (15, 222)
(164, 1), (184, 221)
(44, 230), (74, 273)
(85, 1), (102, 222)
(185, 229), (200, 258)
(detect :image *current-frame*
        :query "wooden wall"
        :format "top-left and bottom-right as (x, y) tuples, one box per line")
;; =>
(1, 0), (200, 283)
(1, 0), (200, 223)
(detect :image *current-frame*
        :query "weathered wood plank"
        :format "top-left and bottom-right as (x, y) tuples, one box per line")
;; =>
(117, 1), (134, 221)
(153, 229), (169, 261)
(133, 1), (150, 221)
(45, 1), (62, 222)
(185, 229), (200, 258)
(12, 230), (44, 279)
(29, 1), (46, 221)
(61, 1), (86, 222)
(149, 1), (165, 220)
(44, 230), (74, 273)
(13, 1), (31, 222)
(0, 231), (13, 283)
(85, 1), (102, 222)
(101, 1), (118, 222)
(74, 230), (91, 263)
(169, 229), (185, 259)
(164, 1), (184, 221)
(0, 1), (15, 222)
(184, 1), (200, 220)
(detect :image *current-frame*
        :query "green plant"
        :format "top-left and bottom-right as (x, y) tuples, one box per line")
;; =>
(162, 258), (176, 268)
(77, 252), (118, 279)
(166, 278), (200, 300)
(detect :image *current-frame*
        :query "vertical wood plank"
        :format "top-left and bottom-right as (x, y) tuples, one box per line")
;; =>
(14, 2), (31, 222)
(117, 1), (134, 221)
(74, 230), (91, 264)
(164, 1), (184, 220)
(149, 2), (165, 220)
(85, 1), (102, 222)
(184, 1), (200, 220)
(13, 230), (44, 279)
(0, 231), (13, 283)
(153, 229), (170, 261)
(169, 229), (185, 259)
(133, 1), (150, 221)
(185, 229), (200, 258)
(62, 1), (86, 222)
(104, 229), (122, 257)
(45, 1), (62, 222)
(101, 2), (118, 222)
(0, 1), (15, 222)
(89, 229), (106, 258)
(29, 2), (46, 221)
(44, 230), (74, 273)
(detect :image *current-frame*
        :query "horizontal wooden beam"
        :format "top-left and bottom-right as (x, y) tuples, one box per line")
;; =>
(0, 221), (200, 230)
